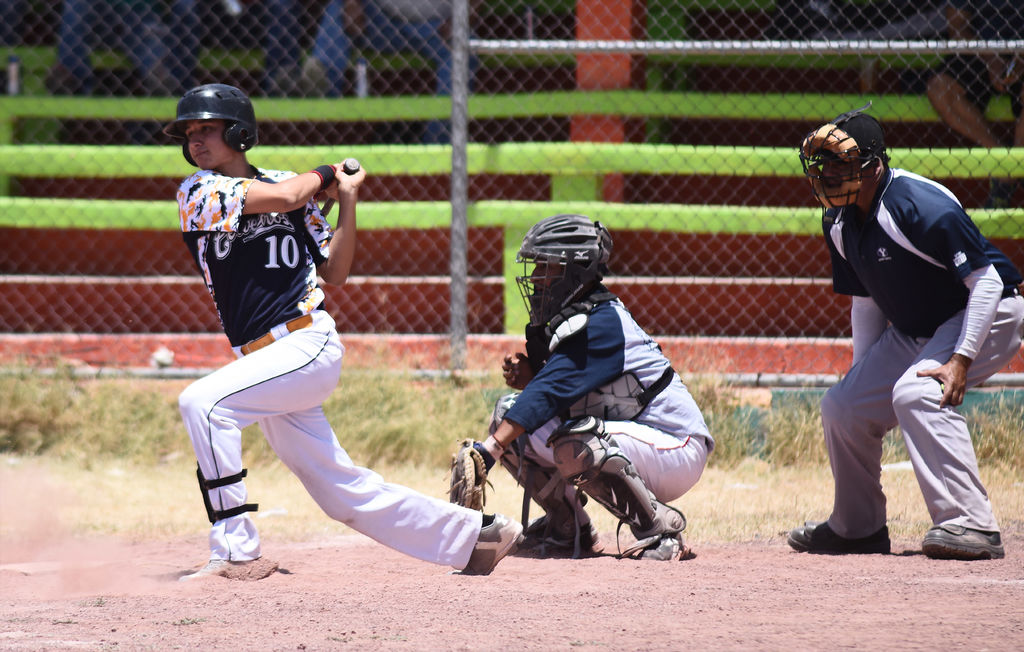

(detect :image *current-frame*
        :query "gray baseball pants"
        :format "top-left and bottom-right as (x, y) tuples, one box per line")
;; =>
(823, 294), (1024, 539)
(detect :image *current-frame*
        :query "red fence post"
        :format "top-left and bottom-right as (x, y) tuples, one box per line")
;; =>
(572, 0), (646, 203)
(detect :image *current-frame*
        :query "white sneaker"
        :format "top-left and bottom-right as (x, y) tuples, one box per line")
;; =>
(179, 559), (230, 582)
(637, 533), (687, 561)
(461, 514), (523, 575)
(179, 557), (278, 582)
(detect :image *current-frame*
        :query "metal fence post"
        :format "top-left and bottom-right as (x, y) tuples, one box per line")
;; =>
(449, 0), (470, 372)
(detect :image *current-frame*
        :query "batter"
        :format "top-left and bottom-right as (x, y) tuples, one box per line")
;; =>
(163, 83), (522, 580)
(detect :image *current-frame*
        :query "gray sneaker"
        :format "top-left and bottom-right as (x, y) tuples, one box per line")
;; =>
(461, 514), (523, 575)
(922, 524), (1005, 560)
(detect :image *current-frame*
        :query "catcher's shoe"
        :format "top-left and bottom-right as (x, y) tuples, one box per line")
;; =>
(788, 521), (890, 555)
(520, 515), (598, 552)
(461, 513), (523, 575)
(179, 557), (279, 582)
(921, 524), (1004, 560)
(520, 516), (602, 557)
(637, 533), (688, 561)
(617, 531), (688, 561)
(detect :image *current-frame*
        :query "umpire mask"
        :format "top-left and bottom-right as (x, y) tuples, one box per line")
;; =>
(800, 104), (888, 209)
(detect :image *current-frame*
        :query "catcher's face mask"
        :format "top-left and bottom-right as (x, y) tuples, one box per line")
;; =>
(799, 123), (875, 209)
(515, 214), (611, 326)
(516, 258), (562, 326)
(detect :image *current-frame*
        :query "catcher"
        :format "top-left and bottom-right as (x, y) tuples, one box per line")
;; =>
(451, 214), (713, 560)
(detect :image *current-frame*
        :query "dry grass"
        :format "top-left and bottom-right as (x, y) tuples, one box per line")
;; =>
(4, 453), (1022, 550)
(2, 368), (1021, 551)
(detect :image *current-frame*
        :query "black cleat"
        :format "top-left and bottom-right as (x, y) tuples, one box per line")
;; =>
(788, 521), (890, 554)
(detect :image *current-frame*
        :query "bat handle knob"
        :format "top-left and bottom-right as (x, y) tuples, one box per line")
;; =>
(321, 159), (360, 216)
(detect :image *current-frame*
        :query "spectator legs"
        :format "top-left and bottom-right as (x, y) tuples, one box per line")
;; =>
(259, 0), (303, 96)
(311, 0), (352, 97)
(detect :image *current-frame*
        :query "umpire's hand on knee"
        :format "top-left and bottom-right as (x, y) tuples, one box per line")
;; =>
(917, 353), (970, 407)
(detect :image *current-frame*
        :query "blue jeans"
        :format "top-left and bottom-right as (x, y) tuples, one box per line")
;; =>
(55, 0), (170, 93)
(313, 0), (475, 142)
(169, 0), (302, 95)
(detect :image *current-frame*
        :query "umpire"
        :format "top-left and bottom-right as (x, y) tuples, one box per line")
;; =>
(789, 105), (1024, 560)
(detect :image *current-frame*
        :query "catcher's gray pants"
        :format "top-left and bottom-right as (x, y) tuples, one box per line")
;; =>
(824, 294), (1024, 539)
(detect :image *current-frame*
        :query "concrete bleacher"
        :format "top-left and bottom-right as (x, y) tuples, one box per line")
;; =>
(2, 94), (1024, 339)
(3, 0), (1023, 372)
(2, 135), (1022, 348)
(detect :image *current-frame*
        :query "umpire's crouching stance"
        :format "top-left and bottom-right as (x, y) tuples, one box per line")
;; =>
(789, 104), (1023, 560)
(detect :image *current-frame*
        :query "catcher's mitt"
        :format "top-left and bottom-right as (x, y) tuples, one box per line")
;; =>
(449, 439), (488, 510)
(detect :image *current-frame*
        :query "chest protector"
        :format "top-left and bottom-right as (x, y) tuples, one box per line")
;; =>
(525, 291), (674, 422)
(569, 366), (674, 421)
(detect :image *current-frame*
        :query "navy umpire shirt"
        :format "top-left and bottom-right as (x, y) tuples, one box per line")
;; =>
(823, 168), (1022, 339)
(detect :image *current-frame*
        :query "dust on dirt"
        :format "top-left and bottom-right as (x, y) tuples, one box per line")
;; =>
(2, 529), (1022, 651)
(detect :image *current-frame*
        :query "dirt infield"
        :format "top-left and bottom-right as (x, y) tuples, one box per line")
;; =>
(2, 530), (1023, 651)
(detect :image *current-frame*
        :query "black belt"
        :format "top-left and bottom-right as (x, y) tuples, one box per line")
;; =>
(1003, 284), (1022, 299)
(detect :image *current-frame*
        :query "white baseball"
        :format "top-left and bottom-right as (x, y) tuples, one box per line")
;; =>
(150, 346), (175, 368)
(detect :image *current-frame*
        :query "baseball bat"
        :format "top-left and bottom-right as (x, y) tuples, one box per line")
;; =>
(321, 158), (361, 216)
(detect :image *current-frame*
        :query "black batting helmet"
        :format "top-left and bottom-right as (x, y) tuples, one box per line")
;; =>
(163, 83), (258, 166)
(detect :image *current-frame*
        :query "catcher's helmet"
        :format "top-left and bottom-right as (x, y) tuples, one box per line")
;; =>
(515, 214), (612, 326)
(163, 83), (258, 166)
(799, 103), (889, 209)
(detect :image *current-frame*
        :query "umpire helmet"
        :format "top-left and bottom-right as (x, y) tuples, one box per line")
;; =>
(799, 102), (889, 209)
(516, 214), (612, 326)
(163, 83), (258, 166)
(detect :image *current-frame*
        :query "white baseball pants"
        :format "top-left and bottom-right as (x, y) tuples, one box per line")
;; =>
(178, 309), (481, 567)
(523, 416), (710, 521)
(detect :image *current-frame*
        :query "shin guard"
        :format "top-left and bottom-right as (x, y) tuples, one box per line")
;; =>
(548, 417), (685, 541)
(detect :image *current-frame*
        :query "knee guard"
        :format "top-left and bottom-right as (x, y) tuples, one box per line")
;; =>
(196, 464), (258, 524)
(548, 416), (685, 541)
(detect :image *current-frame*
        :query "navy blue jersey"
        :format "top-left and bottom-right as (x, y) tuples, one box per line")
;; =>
(504, 298), (711, 442)
(824, 168), (1022, 338)
(176, 168), (334, 346)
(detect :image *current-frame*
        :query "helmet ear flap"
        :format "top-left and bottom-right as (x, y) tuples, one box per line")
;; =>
(223, 122), (257, 152)
(182, 140), (196, 167)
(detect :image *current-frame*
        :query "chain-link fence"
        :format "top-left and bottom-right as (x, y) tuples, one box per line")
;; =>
(1, 1), (1022, 373)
